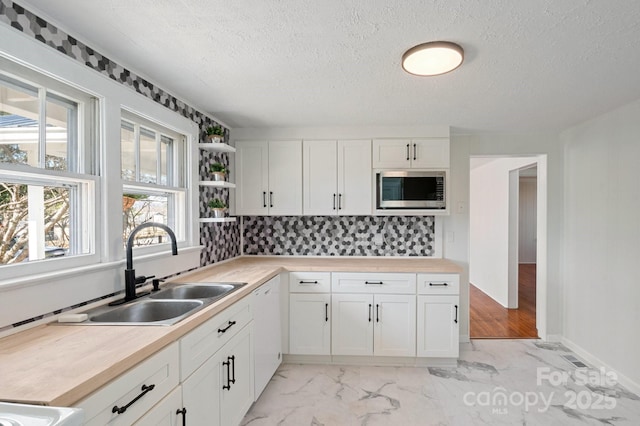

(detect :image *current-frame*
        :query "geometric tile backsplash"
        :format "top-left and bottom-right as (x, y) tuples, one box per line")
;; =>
(243, 215), (436, 256)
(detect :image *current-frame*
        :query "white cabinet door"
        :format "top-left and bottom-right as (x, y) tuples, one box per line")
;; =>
(181, 353), (221, 426)
(268, 140), (302, 215)
(303, 140), (338, 215)
(372, 139), (412, 168)
(411, 138), (450, 168)
(236, 141), (268, 215)
(417, 295), (459, 357)
(331, 294), (373, 356)
(373, 138), (450, 169)
(220, 323), (254, 426)
(253, 277), (282, 399)
(373, 294), (416, 357)
(289, 293), (331, 355)
(338, 140), (372, 215)
(134, 387), (183, 426)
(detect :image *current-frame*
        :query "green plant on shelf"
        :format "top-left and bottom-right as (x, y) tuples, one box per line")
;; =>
(210, 162), (227, 173)
(205, 125), (224, 136)
(208, 198), (227, 209)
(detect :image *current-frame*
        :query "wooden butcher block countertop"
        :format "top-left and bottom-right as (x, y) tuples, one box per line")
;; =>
(0, 256), (461, 407)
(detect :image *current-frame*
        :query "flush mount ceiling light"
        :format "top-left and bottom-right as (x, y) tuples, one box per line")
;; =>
(402, 41), (464, 76)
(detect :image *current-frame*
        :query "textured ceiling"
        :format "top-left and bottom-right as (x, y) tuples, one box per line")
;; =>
(16, 0), (640, 132)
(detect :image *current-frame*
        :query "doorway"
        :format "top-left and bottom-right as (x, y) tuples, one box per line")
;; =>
(469, 157), (545, 339)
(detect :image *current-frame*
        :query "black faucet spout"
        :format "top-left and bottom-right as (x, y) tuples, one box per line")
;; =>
(116, 222), (178, 304)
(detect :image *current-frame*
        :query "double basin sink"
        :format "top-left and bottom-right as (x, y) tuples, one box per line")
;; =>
(80, 283), (246, 326)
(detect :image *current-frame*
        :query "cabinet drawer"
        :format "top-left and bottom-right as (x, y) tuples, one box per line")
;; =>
(331, 273), (416, 294)
(417, 274), (460, 295)
(180, 297), (252, 380)
(289, 272), (331, 293)
(78, 342), (180, 426)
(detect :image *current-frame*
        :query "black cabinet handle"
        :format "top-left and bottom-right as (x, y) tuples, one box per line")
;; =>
(269, 191), (273, 208)
(222, 358), (231, 390)
(406, 143), (410, 161)
(368, 303), (372, 322)
(299, 280), (318, 284)
(262, 191), (266, 208)
(454, 305), (458, 324)
(333, 194), (336, 210)
(338, 193), (342, 210)
(218, 320), (236, 334)
(325, 303), (329, 322)
(365, 281), (383, 285)
(176, 408), (187, 426)
(230, 355), (236, 384)
(112, 384), (155, 414)
(429, 282), (449, 287)
(413, 143), (417, 160)
(376, 304), (380, 323)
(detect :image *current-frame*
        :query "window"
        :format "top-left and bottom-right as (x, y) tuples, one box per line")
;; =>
(0, 68), (96, 269)
(121, 112), (186, 248)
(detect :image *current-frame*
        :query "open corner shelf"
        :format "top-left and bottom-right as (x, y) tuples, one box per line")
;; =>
(198, 143), (236, 153)
(199, 181), (236, 188)
(199, 217), (237, 223)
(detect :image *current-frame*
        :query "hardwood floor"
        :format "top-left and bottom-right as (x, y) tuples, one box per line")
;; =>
(470, 264), (538, 338)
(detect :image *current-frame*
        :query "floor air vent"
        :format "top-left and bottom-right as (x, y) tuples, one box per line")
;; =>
(561, 354), (589, 368)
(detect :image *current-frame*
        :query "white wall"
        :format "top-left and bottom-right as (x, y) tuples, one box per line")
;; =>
(444, 133), (563, 340)
(561, 98), (640, 391)
(519, 177), (537, 263)
(469, 157), (537, 307)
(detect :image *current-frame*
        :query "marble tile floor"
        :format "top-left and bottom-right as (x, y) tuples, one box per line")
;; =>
(242, 340), (640, 425)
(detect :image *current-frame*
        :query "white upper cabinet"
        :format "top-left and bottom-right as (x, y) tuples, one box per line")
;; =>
(303, 139), (371, 215)
(373, 138), (449, 169)
(338, 140), (372, 215)
(303, 141), (338, 215)
(236, 140), (302, 215)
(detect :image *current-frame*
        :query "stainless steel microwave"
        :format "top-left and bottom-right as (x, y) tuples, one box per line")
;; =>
(376, 170), (446, 209)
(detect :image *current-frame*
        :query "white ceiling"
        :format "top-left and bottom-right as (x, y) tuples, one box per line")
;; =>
(17, 0), (640, 132)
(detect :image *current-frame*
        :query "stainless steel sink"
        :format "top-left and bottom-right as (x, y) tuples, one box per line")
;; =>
(88, 299), (204, 325)
(59, 282), (248, 326)
(149, 282), (245, 300)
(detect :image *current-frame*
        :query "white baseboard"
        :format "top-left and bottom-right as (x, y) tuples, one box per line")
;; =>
(545, 334), (563, 342)
(283, 354), (457, 368)
(561, 337), (640, 397)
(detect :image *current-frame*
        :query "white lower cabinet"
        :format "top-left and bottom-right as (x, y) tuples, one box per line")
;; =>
(181, 353), (221, 426)
(417, 296), (459, 357)
(416, 273), (460, 358)
(78, 343), (180, 426)
(179, 299), (254, 426)
(134, 387), (184, 426)
(331, 294), (373, 355)
(289, 293), (331, 355)
(219, 324), (254, 426)
(331, 293), (416, 357)
(374, 294), (417, 357)
(253, 276), (282, 399)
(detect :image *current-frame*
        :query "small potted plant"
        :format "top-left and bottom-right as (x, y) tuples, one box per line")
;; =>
(209, 162), (227, 181)
(205, 125), (224, 143)
(208, 198), (227, 218)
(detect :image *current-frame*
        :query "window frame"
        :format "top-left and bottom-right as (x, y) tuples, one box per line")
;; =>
(120, 109), (189, 254)
(0, 59), (99, 280)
